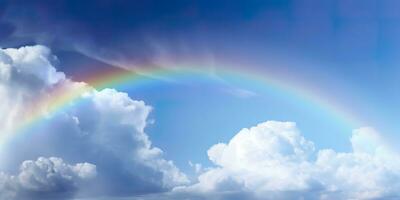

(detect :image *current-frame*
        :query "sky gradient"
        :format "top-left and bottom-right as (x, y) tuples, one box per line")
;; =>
(0, 1), (400, 200)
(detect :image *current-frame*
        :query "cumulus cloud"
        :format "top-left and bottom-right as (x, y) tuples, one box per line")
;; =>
(0, 157), (96, 200)
(175, 121), (400, 200)
(2, 45), (400, 200)
(0, 45), (65, 135)
(0, 45), (188, 199)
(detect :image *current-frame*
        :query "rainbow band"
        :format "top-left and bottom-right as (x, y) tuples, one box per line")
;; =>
(5, 67), (361, 145)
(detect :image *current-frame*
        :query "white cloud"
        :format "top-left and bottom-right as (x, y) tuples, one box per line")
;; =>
(176, 121), (400, 200)
(17, 157), (96, 191)
(314, 127), (400, 199)
(2, 45), (65, 85)
(0, 45), (188, 199)
(0, 157), (96, 200)
(189, 161), (203, 174)
(2, 45), (400, 200)
(0, 45), (73, 139)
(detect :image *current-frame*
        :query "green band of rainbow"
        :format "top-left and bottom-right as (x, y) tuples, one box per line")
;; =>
(4, 66), (361, 146)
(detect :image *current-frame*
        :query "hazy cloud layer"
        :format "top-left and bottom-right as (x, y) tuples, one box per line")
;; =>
(1, 0), (398, 74)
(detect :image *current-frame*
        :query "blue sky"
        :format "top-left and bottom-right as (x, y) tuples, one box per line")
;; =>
(2, 0), (398, 130)
(116, 73), (354, 173)
(1, 0), (400, 199)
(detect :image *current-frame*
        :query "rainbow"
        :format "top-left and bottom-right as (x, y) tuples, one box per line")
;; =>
(4, 66), (362, 145)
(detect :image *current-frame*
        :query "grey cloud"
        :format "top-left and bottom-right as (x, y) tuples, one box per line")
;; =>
(0, 157), (96, 200)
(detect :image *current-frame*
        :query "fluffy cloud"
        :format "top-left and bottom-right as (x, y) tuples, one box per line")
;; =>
(0, 157), (96, 200)
(2, 45), (400, 200)
(0, 45), (65, 135)
(175, 121), (400, 200)
(0, 45), (188, 199)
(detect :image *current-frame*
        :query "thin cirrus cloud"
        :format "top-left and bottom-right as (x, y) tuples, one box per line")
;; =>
(1, 45), (400, 200)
